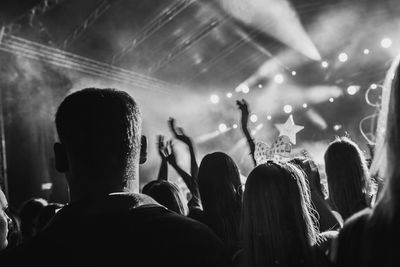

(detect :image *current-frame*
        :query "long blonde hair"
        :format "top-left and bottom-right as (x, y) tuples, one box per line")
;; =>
(371, 55), (400, 218)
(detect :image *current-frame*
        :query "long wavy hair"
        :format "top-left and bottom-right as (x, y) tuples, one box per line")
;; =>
(324, 137), (371, 220)
(371, 55), (400, 220)
(198, 152), (242, 255)
(241, 161), (318, 267)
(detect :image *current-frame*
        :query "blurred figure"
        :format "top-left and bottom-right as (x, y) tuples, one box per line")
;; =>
(0, 188), (11, 251)
(239, 161), (328, 267)
(142, 180), (187, 215)
(324, 137), (372, 220)
(1, 88), (229, 266)
(192, 152), (242, 256)
(336, 57), (400, 267)
(19, 198), (48, 243)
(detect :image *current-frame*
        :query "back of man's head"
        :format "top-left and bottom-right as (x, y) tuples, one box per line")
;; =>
(55, 88), (142, 195)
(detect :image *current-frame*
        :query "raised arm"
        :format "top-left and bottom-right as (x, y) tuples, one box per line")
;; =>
(236, 99), (256, 166)
(165, 141), (201, 209)
(168, 118), (199, 180)
(156, 135), (168, 181)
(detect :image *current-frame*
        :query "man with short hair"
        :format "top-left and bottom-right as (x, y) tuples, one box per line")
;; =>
(2, 88), (229, 266)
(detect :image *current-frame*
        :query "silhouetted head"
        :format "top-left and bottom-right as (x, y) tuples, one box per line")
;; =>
(325, 137), (370, 219)
(198, 152), (242, 253)
(19, 198), (47, 242)
(0, 189), (11, 251)
(241, 161), (318, 267)
(290, 157), (324, 197)
(54, 88), (146, 200)
(142, 181), (187, 215)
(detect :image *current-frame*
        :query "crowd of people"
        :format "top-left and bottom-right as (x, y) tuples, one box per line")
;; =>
(0, 55), (399, 266)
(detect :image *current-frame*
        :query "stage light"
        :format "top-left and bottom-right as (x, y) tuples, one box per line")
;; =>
(329, 98), (334, 103)
(267, 115), (272, 120)
(302, 103), (308, 108)
(227, 92), (233, 98)
(381, 38), (392, 49)
(274, 74), (284, 84)
(219, 123), (227, 132)
(321, 61), (329, 68)
(333, 124), (342, 131)
(291, 71), (297, 76)
(338, 53), (348, 62)
(233, 124), (238, 129)
(251, 130), (256, 136)
(363, 49), (370, 55)
(258, 84), (263, 89)
(235, 83), (250, 93)
(347, 85), (360, 95)
(283, 105), (293, 114)
(250, 114), (258, 123)
(210, 94), (220, 104)
(370, 83), (378, 89)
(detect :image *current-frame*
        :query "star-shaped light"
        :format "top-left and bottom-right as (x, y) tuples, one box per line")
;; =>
(275, 115), (304, 145)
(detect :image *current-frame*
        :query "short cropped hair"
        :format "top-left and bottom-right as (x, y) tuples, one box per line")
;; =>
(55, 88), (141, 181)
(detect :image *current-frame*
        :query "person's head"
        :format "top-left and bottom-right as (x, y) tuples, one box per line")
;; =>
(142, 181), (187, 215)
(324, 137), (370, 219)
(0, 189), (11, 250)
(54, 88), (146, 200)
(198, 152), (242, 252)
(241, 161), (318, 267)
(19, 198), (47, 242)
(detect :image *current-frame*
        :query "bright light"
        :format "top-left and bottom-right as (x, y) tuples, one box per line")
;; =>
(258, 84), (263, 89)
(250, 114), (258, 123)
(347, 85), (360, 95)
(219, 123), (227, 132)
(242, 86), (250, 94)
(370, 83), (378, 89)
(210, 94), (220, 104)
(321, 61), (329, 68)
(333, 124), (342, 131)
(283, 105), (293, 114)
(363, 49), (370, 55)
(329, 98), (334, 103)
(291, 71), (297, 76)
(267, 115), (272, 120)
(251, 130), (256, 136)
(381, 38), (392, 49)
(227, 92), (233, 98)
(302, 103), (308, 108)
(338, 53), (348, 62)
(274, 74), (284, 84)
(233, 124), (238, 129)
(236, 83), (250, 93)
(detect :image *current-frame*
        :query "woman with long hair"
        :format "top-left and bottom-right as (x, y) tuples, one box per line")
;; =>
(325, 137), (372, 220)
(192, 152), (242, 256)
(335, 56), (400, 267)
(240, 161), (325, 267)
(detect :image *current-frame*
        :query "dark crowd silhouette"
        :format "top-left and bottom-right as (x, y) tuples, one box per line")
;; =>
(0, 56), (400, 267)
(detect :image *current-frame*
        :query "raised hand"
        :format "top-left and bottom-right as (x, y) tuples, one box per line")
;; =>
(236, 99), (250, 126)
(236, 99), (256, 166)
(157, 135), (168, 160)
(165, 140), (177, 167)
(168, 118), (192, 145)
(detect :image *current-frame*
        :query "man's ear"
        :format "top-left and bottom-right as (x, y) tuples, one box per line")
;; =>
(139, 135), (148, 164)
(54, 142), (68, 172)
